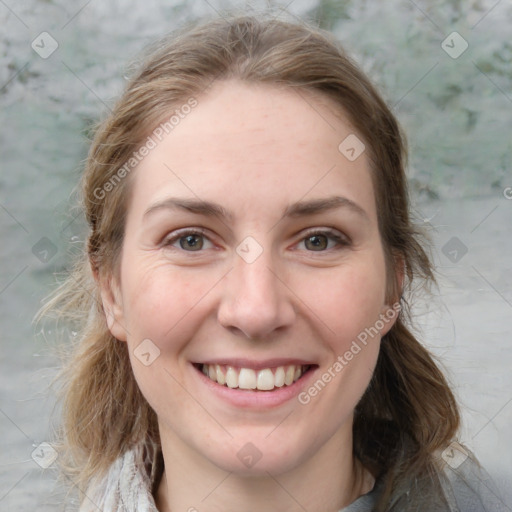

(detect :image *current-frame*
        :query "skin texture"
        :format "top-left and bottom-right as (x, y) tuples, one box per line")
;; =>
(100, 80), (399, 512)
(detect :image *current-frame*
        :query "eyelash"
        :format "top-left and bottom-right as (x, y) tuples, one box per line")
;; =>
(299, 228), (350, 251)
(163, 228), (211, 251)
(162, 227), (350, 253)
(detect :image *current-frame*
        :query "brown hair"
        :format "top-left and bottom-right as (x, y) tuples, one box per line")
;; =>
(45, 14), (459, 510)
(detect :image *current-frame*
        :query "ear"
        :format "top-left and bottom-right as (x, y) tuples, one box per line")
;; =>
(94, 268), (128, 342)
(380, 253), (405, 336)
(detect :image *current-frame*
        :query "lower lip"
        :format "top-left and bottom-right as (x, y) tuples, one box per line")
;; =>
(192, 364), (318, 408)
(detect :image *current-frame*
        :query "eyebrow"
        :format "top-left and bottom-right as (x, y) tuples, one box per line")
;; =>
(283, 196), (369, 220)
(144, 197), (233, 221)
(143, 195), (369, 222)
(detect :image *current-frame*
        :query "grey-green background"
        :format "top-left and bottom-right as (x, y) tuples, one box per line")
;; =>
(1, 0), (511, 509)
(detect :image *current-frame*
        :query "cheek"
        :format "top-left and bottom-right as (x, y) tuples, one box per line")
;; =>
(292, 265), (386, 430)
(290, 258), (388, 344)
(120, 261), (219, 344)
(119, 264), (219, 419)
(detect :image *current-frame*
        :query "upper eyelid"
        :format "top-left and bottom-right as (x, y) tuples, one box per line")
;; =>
(298, 227), (350, 244)
(164, 227), (209, 238)
(300, 227), (347, 238)
(162, 227), (212, 245)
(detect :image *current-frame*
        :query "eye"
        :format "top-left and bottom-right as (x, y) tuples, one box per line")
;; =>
(298, 229), (349, 252)
(164, 229), (214, 252)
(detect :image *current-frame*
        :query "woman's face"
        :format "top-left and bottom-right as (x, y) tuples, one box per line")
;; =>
(103, 80), (398, 476)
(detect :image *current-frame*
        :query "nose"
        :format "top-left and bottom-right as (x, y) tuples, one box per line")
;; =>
(217, 251), (296, 340)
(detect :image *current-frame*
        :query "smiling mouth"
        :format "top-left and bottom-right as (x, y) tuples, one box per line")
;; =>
(194, 363), (314, 391)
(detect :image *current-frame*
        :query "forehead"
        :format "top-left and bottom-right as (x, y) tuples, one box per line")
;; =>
(128, 80), (377, 222)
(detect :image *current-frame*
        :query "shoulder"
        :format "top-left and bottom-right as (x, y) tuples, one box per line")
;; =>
(342, 441), (509, 512)
(436, 441), (509, 512)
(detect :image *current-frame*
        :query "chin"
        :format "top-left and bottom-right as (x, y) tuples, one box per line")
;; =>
(194, 429), (318, 478)
(211, 447), (304, 477)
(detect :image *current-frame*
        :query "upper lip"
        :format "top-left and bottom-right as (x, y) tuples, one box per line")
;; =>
(194, 358), (317, 370)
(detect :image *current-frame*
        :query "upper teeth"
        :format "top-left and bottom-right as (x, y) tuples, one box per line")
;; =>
(201, 364), (307, 391)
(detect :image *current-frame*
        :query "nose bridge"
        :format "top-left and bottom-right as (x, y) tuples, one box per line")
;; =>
(235, 253), (278, 301)
(217, 244), (294, 338)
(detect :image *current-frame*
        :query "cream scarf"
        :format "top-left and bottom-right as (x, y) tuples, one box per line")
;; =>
(79, 443), (159, 512)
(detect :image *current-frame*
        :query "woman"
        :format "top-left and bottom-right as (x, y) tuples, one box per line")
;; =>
(46, 14), (505, 512)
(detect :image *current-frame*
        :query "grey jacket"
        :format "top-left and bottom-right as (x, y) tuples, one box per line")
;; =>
(343, 442), (509, 511)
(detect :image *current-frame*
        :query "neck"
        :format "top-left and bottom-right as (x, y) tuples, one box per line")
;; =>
(154, 423), (374, 512)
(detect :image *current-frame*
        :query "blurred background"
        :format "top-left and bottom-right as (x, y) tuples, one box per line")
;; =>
(1, 0), (511, 509)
